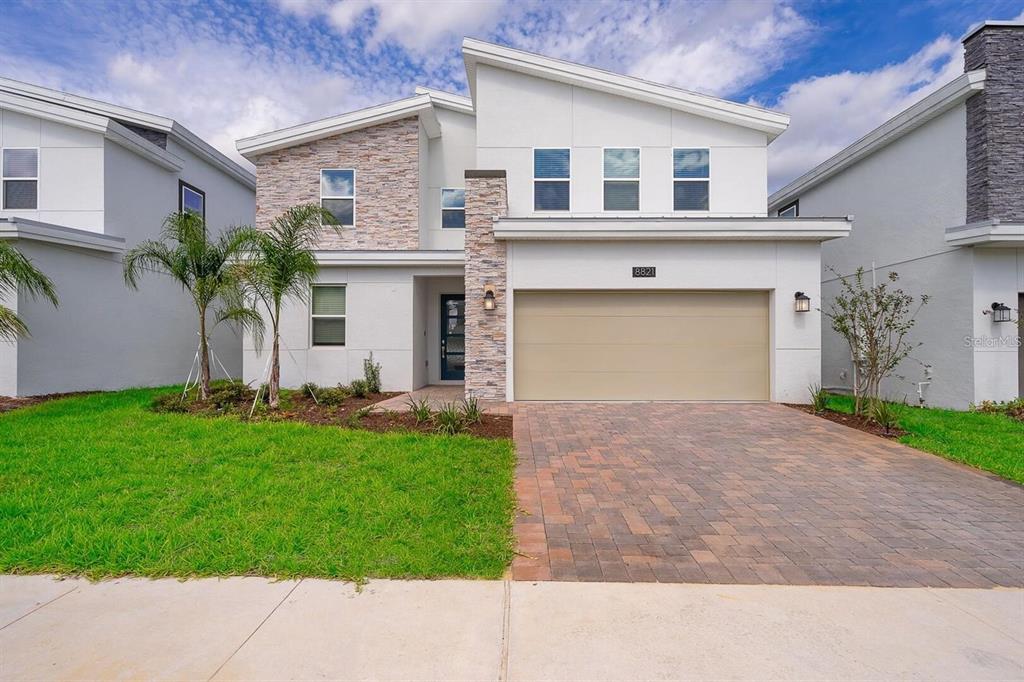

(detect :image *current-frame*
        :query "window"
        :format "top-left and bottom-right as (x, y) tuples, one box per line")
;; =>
(673, 148), (709, 211)
(2, 148), (38, 210)
(178, 180), (205, 220)
(778, 200), (799, 217)
(603, 148), (640, 211)
(441, 188), (465, 228)
(533, 148), (570, 211)
(311, 285), (346, 346)
(321, 169), (355, 226)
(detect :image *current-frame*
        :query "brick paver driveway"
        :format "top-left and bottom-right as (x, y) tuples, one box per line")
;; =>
(511, 403), (1024, 587)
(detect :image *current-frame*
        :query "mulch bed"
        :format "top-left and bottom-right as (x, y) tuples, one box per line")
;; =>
(786, 404), (906, 439)
(0, 392), (93, 414)
(160, 390), (513, 440)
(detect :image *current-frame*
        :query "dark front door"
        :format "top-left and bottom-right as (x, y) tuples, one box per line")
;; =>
(441, 294), (466, 380)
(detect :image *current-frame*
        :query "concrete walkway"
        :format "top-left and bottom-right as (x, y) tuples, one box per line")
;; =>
(2, 575), (1021, 680)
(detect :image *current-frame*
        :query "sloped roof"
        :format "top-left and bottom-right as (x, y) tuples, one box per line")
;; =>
(461, 38), (790, 140)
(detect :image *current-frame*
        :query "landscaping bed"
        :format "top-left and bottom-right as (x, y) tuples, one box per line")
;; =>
(150, 382), (512, 440)
(0, 391), (92, 414)
(0, 388), (516, 580)
(787, 403), (906, 439)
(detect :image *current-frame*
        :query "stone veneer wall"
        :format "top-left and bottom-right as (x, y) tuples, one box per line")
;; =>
(463, 171), (508, 400)
(251, 117), (421, 249)
(964, 25), (1024, 224)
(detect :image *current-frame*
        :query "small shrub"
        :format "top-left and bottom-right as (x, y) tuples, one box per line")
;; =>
(346, 405), (372, 428)
(151, 392), (188, 413)
(208, 381), (253, 409)
(316, 385), (351, 407)
(363, 353), (382, 394)
(808, 383), (829, 413)
(406, 396), (432, 424)
(460, 396), (482, 424)
(348, 379), (369, 398)
(299, 382), (319, 398)
(434, 401), (465, 436)
(868, 399), (903, 434)
(258, 383), (272, 404)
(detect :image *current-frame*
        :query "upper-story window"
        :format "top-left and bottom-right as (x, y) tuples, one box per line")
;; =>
(603, 148), (640, 211)
(321, 169), (355, 226)
(2, 148), (38, 210)
(441, 188), (466, 228)
(673, 148), (709, 211)
(533, 148), (570, 211)
(179, 180), (206, 220)
(777, 200), (799, 217)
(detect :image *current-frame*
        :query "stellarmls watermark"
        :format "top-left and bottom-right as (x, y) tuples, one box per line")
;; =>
(963, 335), (1022, 348)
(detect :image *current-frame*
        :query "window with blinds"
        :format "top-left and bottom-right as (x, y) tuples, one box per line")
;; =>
(533, 148), (570, 211)
(311, 285), (346, 346)
(673, 148), (709, 211)
(603, 148), (640, 211)
(2, 148), (38, 210)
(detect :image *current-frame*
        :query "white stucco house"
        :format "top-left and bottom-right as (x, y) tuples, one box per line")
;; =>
(0, 77), (255, 397)
(769, 21), (1023, 409)
(237, 38), (851, 403)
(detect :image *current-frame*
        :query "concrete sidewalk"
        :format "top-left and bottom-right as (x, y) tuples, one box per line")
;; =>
(1, 575), (1021, 680)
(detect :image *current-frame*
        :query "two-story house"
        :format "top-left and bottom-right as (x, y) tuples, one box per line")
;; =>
(0, 78), (255, 397)
(238, 39), (851, 403)
(769, 21), (1023, 409)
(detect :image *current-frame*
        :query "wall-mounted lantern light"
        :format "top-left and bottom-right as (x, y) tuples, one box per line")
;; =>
(985, 301), (1012, 323)
(483, 285), (496, 311)
(794, 291), (811, 313)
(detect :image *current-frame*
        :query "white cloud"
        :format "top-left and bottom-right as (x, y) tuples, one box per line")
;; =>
(766, 35), (964, 191)
(322, 0), (504, 52)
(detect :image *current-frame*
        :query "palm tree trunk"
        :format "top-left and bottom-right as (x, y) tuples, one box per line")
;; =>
(269, 308), (281, 409)
(199, 307), (211, 400)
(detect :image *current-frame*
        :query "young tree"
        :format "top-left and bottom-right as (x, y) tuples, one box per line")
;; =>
(823, 267), (929, 414)
(123, 212), (262, 400)
(0, 241), (58, 341)
(239, 204), (335, 408)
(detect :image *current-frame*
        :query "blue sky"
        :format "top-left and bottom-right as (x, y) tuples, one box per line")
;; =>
(2, 0), (1022, 189)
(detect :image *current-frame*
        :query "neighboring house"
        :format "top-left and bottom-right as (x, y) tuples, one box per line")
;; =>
(769, 21), (1023, 409)
(0, 78), (255, 397)
(237, 39), (851, 403)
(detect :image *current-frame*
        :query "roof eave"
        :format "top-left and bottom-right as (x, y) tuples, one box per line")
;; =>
(492, 216), (853, 242)
(462, 38), (789, 140)
(236, 95), (439, 158)
(769, 69), (986, 210)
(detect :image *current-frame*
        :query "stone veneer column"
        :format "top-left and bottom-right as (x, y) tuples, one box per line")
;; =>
(964, 24), (1024, 223)
(463, 171), (508, 401)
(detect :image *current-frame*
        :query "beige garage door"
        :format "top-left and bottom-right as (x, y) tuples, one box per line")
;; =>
(513, 291), (769, 401)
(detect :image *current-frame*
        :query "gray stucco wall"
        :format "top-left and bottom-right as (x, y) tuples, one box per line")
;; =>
(799, 105), (975, 408)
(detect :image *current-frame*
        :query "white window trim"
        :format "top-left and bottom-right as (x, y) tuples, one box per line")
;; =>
(1, 147), (40, 211)
(601, 146), (641, 213)
(778, 200), (798, 218)
(440, 187), (466, 229)
(319, 168), (356, 228)
(532, 147), (571, 213)
(671, 148), (710, 213)
(310, 284), (347, 347)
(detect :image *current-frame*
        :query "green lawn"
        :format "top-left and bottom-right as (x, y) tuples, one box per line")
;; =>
(0, 388), (516, 580)
(826, 394), (1024, 484)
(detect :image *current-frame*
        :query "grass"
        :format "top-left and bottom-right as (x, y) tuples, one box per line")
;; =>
(825, 393), (1024, 484)
(0, 388), (516, 581)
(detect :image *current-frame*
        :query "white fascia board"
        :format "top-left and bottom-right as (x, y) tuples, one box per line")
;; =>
(105, 120), (184, 172)
(0, 217), (126, 253)
(414, 86), (476, 114)
(315, 250), (465, 266)
(0, 90), (109, 134)
(237, 95), (439, 158)
(461, 38), (789, 139)
(169, 122), (255, 189)
(493, 216), (852, 242)
(769, 70), (986, 210)
(945, 219), (1024, 247)
(961, 20), (1024, 42)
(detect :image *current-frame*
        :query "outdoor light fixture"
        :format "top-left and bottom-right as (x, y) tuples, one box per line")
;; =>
(794, 291), (811, 313)
(483, 285), (496, 311)
(986, 302), (1012, 323)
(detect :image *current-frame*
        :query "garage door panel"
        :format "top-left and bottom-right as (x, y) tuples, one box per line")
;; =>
(516, 342), (769, 374)
(515, 315), (767, 346)
(514, 291), (769, 401)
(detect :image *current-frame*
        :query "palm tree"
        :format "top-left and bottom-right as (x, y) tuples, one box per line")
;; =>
(123, 212), (262, 400)
(0, 241), (58, 341)
(239, 204), (334, 408)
